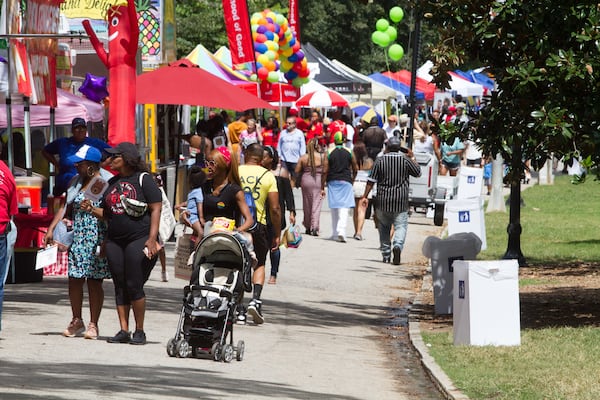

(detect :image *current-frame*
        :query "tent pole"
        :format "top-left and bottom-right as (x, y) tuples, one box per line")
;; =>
(49, 107), (56, 193)
(23, 96), (32, 176)
(5, 97), (13, 170)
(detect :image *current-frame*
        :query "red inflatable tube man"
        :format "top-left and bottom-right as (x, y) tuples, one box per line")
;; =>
(83, 0), (138, 145)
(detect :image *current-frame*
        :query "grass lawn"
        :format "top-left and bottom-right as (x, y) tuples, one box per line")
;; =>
(422, 175), (600, 399)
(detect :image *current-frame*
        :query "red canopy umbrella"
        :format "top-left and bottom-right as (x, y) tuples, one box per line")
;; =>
(295, 88), (349, 108)
(136, 59), (275, 110)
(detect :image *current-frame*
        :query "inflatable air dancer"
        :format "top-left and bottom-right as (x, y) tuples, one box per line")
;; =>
(83, 0), (138, 145)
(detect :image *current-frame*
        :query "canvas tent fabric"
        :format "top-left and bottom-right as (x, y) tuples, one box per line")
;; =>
(331, 59), (402, 103)
(417, 61), (487, 98)
(453, 69), (495, 91)
(368, 73), (425, 101)
(205, 45), (300, 103)
(382, 70), (436, 101)
(303, 42), (371, 96)
(0, 89), (104, 128)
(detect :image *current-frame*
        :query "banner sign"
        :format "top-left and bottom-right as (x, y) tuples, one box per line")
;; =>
(26, 0), (63, 107)
(222, 0), (254, 66)
(288, 0), (300, 44)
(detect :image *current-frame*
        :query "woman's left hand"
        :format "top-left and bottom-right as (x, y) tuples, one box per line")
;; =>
(289, 212), (296, 225)
(144, 238), (161, 259)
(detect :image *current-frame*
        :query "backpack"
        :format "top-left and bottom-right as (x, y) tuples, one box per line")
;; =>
(240, 170), (269, 232)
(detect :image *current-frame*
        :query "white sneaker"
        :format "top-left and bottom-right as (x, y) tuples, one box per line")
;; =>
(161, 270), (169, 282)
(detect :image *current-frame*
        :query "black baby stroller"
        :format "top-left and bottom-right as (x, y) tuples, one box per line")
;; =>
(167, 231), (252, 362)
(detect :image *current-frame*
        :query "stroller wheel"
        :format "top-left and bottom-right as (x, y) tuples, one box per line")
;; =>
(212, 342), (223, 361)
(222, 344), (234, 363)
(166, 338), (177, 357)
(236, 340), (245, 362)
(175, 339), (191, 358)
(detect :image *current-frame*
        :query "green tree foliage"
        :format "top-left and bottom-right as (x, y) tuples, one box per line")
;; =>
(421, 0), (600, 171)
(174, 0), (436, 74)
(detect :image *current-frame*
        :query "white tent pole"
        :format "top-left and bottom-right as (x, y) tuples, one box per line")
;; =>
(23, 96), (32, 175)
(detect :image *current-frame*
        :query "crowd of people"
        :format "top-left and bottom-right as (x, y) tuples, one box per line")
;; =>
(0, 97), (487, 338)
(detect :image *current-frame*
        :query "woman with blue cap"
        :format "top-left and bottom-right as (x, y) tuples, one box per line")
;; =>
(44, 145), (112, 340)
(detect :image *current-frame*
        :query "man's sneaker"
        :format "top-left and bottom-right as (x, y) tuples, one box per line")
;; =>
(107, 329), (131, 343)
(392, 246), (401, 265)
(130, 330), (147, 345)
(236, 305), (247, 325)
(247, 299), (264, 324)
(62, 317), (85, 337)
(83, 322), (98, 340)
(383, 255), (391, 263)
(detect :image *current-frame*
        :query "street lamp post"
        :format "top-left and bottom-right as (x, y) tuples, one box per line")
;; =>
(407, 7), (422, 148)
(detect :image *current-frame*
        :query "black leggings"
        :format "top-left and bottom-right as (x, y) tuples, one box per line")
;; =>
(105, 236), (157, 305)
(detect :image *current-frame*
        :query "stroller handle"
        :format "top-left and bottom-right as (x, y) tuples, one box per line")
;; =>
(189, 284), (233, 300)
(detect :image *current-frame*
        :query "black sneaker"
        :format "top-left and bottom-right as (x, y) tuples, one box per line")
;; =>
(247, 299), (264, 324)
(107, 329), (131, 344)
(130, 330), (147, 345)
(392, 246), (401, 265)
(236, 304), (247, 325)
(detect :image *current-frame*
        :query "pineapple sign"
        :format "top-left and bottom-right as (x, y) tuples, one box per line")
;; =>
(136, 0), (160, 57)
(60, 0), (168, 66)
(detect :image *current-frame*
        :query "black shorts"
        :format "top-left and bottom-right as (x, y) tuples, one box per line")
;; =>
(251, 223), (269, 267)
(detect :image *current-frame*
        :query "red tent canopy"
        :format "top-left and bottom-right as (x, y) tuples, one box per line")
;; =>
(136, 59), (275, 110)
(382, 70), (436, 101)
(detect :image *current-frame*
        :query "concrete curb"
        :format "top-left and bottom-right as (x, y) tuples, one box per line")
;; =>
(408, 275), (470, 400)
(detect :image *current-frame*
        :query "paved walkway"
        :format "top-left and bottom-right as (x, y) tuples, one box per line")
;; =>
(1, 199), (445, 399)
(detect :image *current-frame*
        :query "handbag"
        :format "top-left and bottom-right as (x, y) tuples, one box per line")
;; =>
(158, 187), (177, 243)
(282, 223), (302, 248)
(53, 219), (74, 252)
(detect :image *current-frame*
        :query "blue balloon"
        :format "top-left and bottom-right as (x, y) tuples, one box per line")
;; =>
(265, 31), (275, 40)
(254, 43), (268, 53)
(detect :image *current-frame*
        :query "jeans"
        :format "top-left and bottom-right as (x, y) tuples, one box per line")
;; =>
(0, 221), (17, 332)
(376, 210), (408, 257)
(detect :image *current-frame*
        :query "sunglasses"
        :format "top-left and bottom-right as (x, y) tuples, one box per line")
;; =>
(206, 159), (217, 167)
(286, 121), (296, 125)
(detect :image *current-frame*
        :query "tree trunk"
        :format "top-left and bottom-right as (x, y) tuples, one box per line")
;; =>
(503, 142), (526, 266)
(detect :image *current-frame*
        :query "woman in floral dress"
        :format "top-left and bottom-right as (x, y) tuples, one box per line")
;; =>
(45, 145), (112, 340)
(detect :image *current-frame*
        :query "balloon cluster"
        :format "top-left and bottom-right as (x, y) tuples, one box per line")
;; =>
(250, 9), (309, 87)
(371, 6), (405, 62)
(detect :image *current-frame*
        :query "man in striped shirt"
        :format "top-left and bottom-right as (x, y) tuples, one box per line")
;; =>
(360, 137), (421, 264)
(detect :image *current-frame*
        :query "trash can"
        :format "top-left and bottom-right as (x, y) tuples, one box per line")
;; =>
(452, 260), (520, 346)
(446, 197), (487, 250)
(6, 248), (44, 284)
(422, 232), (482, 315)
(457, 166), (484, 199)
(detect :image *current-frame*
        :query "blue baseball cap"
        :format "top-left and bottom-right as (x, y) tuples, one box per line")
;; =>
(67, 144), (102, 164)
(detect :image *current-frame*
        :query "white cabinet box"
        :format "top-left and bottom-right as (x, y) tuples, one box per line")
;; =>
(453, 260), (521, 346)
(457, 166), (484, 199)
(446, 197), (487, 250)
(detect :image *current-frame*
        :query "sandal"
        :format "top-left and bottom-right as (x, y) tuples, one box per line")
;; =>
(354, 234), (363, 241)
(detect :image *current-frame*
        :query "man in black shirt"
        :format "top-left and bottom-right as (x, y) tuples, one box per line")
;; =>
(361, 116), (387, 161)
(360, 137), (421, 264)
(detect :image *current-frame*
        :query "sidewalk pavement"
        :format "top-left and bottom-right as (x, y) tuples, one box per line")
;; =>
(1, 204), (452, 399)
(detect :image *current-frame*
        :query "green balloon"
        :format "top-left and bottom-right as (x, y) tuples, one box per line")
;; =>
(390, 6), (404, 23)
(388, 44), (404, 61)
(371, 31), (389, 47)
(386, 26), (397, 42)
(371, 31), (381, 45)
(376, 18), (390, 32)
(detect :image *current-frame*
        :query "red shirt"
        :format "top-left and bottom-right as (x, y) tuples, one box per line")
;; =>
(295, 117), (310, 133)
(327, 120), (347, 144)
(0, 161), (18, 233)
(262, 128), (279, 148)
(306, 122), (325, 145)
